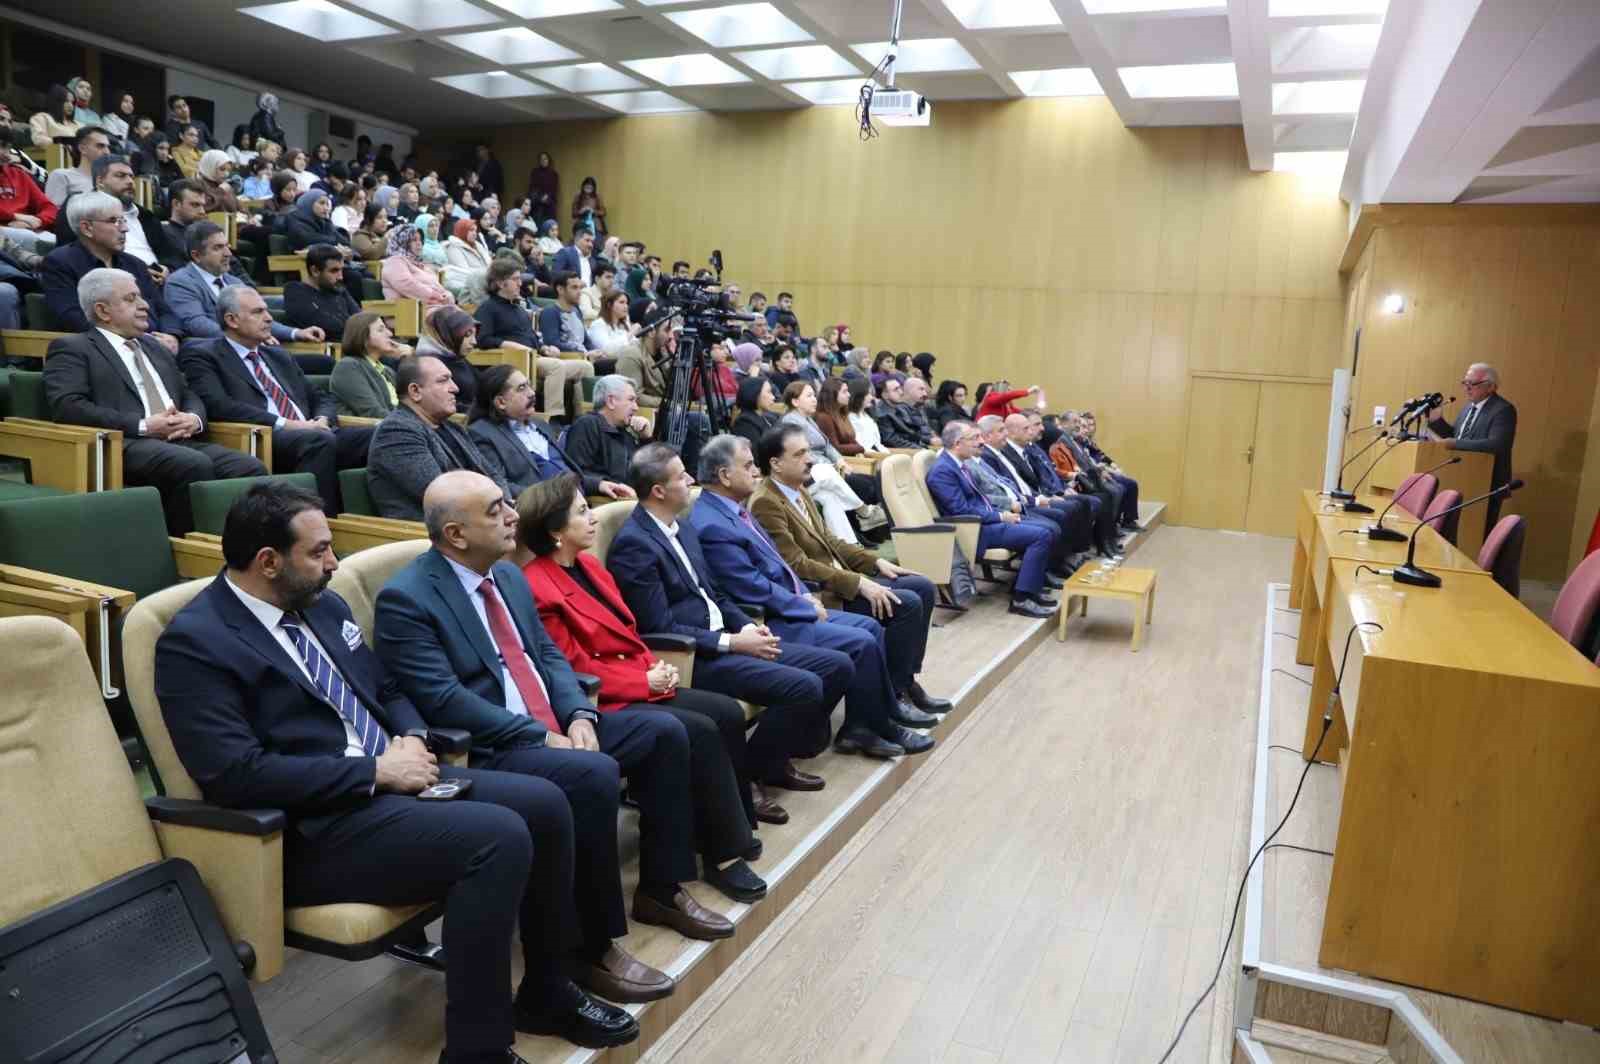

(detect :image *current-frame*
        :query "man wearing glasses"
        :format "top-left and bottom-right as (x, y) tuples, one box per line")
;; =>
(1444, 362), (1517, 535)
(41, 190), (182, 346)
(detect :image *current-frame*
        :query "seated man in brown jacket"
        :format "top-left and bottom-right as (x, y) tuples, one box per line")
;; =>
(749, 423), (950, 717)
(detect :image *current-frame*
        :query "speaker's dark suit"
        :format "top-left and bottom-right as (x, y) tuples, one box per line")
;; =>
(178, 337), (372, 511)
(155, 575), (578, 1060)
(42, 330), (265, 533)
(374, 549), (697, 941)
(1452, 392), (1518, 534)
(606, 503), (843, 772)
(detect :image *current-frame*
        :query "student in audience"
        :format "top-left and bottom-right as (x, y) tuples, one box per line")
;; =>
(284, 148), (317, 193)
(474, 201), (507, 253)
(476, 261), (593, 423)
(162, 96), (214, 149)
(279, 242), (359, 340)
(468, 364), (630, 501)
(928, 421), (1060, 618)
(552, 225), (596, 287)
(350, 201), (389, 260)
(813, 377), (863, 457)
(690, 434), (934, 757)
(172, 124), (204, 180)
(565, 374), (653, 488)
(579, 261), (617, 324)
(194, 149), (244, 216)
(381, 221), (454, 308)
(868, 351), (896, 389)
(61, 77), (99, 127)
(587, 289), (639, 362)
(442, 217), (492, 303)
(1078, 411), (1141, 530)
(226, 125), (256, 169)
(899, 377), (938, 444)
(99, 89), (133, 141)
(376, 470), (735, 948)
(0, 232), (41, 336)
(616, 308), (711, 471)
(779, 380), (877, 543)
(331, 311), (407, 418)
(394, 181), (421, 221)
(571, 176), (605, 239)
(730, 341), (763, 379)
(766, 345), (800, 394)
(239, 157), (272, 199)
(58, 154), (160, 267)
(771, 313), (797, 349)
(0, 126), (57, 249)
(42, 191), (181, 340)
(287, 189), (371, 301)
(30, 84), (80, 147)
(330, 183), (365, 235)
(44, 268), (266, 532)
(537, 217), (562, 257)
(148, 135), (182, 186)
(416, 305), (481, 413)
(932, 380), (970, 434)
(730, 376), (781, 449)
(795, 335), (833, 393)
(366, 354), (507, 520)
(845, 377), (889, 454)
(513, 474), (768, 902)
(166, 221), (320, 344)
(256, 138), (283, 171)
(154, 482), (640, 1056)
(44, 124), (109, 207)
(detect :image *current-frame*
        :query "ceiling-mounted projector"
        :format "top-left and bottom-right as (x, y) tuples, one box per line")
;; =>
(869, 89), (931, 127)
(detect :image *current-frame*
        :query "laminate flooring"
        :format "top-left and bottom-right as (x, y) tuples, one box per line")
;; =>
(657, 525), (1285, 1064)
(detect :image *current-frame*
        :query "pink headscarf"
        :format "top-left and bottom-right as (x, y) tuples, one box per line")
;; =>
(731, 342), (764, 375)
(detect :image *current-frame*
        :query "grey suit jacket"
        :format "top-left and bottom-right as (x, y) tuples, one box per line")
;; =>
(366, 403), (508, 521)
(1452, 392), (1516, 489)
(164, 264), (296, 343)
(330, 357), (397, 419)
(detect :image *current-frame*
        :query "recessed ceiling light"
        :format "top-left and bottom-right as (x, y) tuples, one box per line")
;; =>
(1119, 62), (1238, 98)
(587, 90), (698, 114)
(528, 62), (644, 93)
(1010, 68), (1105, 97)
(483, 0), (621, 14)
(941, 0), (1062, 29)
(665, 3), (811, 48)
(1274, 150), (1349, 188)
(784, 79), (867, 106)
(239, 0), (393, 41)
(733, 45), (857, 81)
(852, 39), (981, 74)
(623, 53), (749, 87)
(433, 71), (553, 98)
(1269, 0), (1387, 16)
(1082, 0), (1224, 13)
(1272, 79), (1364, 115)
(441, 27), (580, 65)
(340, 0), (501, 31)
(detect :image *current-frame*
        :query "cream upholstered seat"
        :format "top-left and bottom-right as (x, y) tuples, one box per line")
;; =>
(122, 576), (444, 982)
(875, 454), (960, 589)
(591, 498), (637, 565)
(326, 538), (431, 641)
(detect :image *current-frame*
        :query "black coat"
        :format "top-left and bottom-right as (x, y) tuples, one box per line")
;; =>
(1451, 392), (1517, 490)
(562, 411), (639, 485)
(178, 337), (336, 427)
(282, 280), (360, 338)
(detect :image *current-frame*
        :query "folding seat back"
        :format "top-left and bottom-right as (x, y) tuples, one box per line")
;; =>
(188, 472), (319, 536)
(1476, 514), (1526, 599)
(0, 487), (179, 599)
(340, 466), (376, 515)
(1421, 488), (1462, 546)
(326, 538), (430, 642)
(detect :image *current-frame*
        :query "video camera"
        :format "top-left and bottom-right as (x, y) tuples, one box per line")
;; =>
(656, 249), (756, 345)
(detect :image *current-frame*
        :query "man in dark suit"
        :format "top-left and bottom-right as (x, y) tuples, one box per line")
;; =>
(550, 226), (596, 287)
(179, 286), (370, 512)
(1020, 409), (1106, 541)
(978, 413), (1096, 564)
(1055, 411), (1126, 558)
(469, 366), (633, 501)
(41, 190), (182, 340)
(367, 355), (508, 521)
(1445, 362), (1517, 535)
(688, 434), (936, 758)
(375, 470), (735, 944)
(155, 482), (639, 1056)
(607, 444), (849, 811)
(1078, 411), (1140, 530)
(282, 243), (362, 339)
(42, 267), (265, 533)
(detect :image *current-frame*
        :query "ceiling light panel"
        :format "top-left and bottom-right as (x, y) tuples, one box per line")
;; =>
(732, 45), (857, 81)
(1272, 149), (1348, 178)
(587, 90), (698, 114)
(1082, 0), (1225, 14)
(341, 0), (500, 31)
(852, 39), (981, 74)
(441, 27), (580, 65)
(528, 62), (645, 93)
(1119, 62), (1239, 98)
(941, 0), (1062, 30)
(240, 0), (393, 41)
(1272, 79), (1364, 115)
(623, 53), (749, 86)
(1268, 0), (1387, 16)
(784, 79), (867, 105)
(1011, 68), (1105, 97)
(483, 0), (621, 14)
(665, 3), (812, 48)
(433, 71), (553, 97)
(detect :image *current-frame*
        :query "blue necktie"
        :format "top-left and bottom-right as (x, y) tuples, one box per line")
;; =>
(281, 616), (388, 757)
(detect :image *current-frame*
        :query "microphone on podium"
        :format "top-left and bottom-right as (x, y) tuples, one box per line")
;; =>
(1341, 432), (1401, 513)
(1326, 424), (1390, 502)
(1363, 456), (1462, 541)
(1392, 479), (1524, 588)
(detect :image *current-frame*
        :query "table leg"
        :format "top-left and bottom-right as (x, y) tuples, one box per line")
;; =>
(1056, 596), (1069, 642)
(1146, 584), (1155, 625)
(1132, 598), (1144, 651)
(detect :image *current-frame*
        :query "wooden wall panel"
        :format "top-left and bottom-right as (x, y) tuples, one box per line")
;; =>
(470, 99), (1349, 521)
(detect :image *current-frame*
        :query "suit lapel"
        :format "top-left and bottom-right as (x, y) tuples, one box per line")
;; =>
(209, 577), (335, 709)
(638, 507), (698, 590)
(302, 603), (383, 714)
(553, 558), (638, 646)
(423, 552), (503, 682)
(88, 330), (144, 407)
(217, 338), (269, 400)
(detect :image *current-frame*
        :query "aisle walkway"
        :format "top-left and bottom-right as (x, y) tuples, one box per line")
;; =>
(656, 526), (1289, 1064)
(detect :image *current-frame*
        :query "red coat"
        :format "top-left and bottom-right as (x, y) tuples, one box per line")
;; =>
(0, 163), (56, 228)
(521, 552), (666, 711)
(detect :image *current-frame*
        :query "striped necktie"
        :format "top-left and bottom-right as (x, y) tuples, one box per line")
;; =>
(280, 616), (388, 757)
(246, 350), (304, 421)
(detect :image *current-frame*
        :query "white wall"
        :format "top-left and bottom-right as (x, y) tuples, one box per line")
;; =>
(164, 68), (412, 159)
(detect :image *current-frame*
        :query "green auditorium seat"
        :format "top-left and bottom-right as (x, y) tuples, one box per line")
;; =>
(24, 291), (62, 331)
(360, 276), (384, 301)
(0, 369), (126, 493)
(339, 467), (375, 516)
(0, 480), (63, 501)
(188, 473), (319, 536)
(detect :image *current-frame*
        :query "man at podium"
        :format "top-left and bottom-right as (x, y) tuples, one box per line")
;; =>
(1442, 362), (1516, 534)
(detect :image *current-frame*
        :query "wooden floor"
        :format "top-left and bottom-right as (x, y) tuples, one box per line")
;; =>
(652, 525), (1288, 1064)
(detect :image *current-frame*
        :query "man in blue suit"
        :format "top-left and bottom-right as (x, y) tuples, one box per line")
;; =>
(975, 413), (1097, 567)
(154, 482), (639, 1056)
(1017, 410), (1108, 548)
(606, 443), (855, 805)
(927, 420), (1059, 618)
(164, 220), (323, 345)
(688, 434), (936, 757)
(374, 471), (739, 948)
(550, 225), (597, 287)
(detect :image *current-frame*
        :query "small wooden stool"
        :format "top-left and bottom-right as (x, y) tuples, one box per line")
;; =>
(1057, 566), (1157, 651)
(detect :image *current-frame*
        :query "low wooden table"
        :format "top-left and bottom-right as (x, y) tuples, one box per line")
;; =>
(1056, 566), (1157, 650)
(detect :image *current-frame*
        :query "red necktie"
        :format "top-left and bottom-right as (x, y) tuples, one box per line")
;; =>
(478, 577), (562, 734)
(245, 351), (303, 421)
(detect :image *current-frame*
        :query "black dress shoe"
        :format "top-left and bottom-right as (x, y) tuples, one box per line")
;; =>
(890, 700), (939, 728)
(386, 935), (446, 971)
(907, 681), (953, 713)
(765, 761), (825, 791)
(834, 725), (903, 759)
(516, 987), (638, 1048)
(886, 725), (935, 755)
(704, 858), (767, 903)
(1009, 598), (1054, 619)
(744, 836), (763, 861)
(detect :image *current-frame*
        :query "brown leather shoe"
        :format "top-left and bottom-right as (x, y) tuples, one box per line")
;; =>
(577, 943), (676, 1004)
(764, 760), (825, 792)
(632, 887), (735, 941)
(752, 782), (789, 825)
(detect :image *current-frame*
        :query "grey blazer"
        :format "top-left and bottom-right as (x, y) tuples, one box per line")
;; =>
(366, 403), (508, 521)
(330, 357), (397, 419)
(1452, 392), (1516, 490)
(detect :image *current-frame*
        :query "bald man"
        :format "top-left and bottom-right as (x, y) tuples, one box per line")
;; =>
(976, 414), (1096, 566)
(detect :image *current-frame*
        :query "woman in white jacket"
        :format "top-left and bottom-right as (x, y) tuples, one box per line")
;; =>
(442, 217), (493, 305)
(585, 290), (639, 356)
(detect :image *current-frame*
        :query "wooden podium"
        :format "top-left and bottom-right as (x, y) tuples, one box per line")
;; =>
(1360, 439), (1493, 558)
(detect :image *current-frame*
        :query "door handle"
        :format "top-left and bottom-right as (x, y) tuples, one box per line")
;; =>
(1245, 445), (1254, 465)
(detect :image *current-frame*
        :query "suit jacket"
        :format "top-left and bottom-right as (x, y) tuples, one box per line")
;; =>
(688, 491), (817, 624)
(366, 404), (508, 521)
(1022, 442), (1066, 494)
(40, 241), (181, 335)
(1059, 435), (1107, 491)
(979, 444), (1036, 500)
(43, 329), (206, 437)
(925, 450), (1001, 524)
(281, 279), (360, 338)
(468, 416), (600, 498)
(154, 575), (426, 836)
(374, 549), (589, 748)
(1452, 392), (1516, 489)
(748, 478), (876, 599)
(967, 455), (1021, 511)
(551, 245), (596, 279)
(523, 552), (661, 711)
(605, 503), (753, 654)
(167, 265), (296, 343)
(179, 337), (335, 428)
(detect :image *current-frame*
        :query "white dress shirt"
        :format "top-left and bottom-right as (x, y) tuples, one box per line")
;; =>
(644, 509), (730, 647)
(444, 556), (552, 717)
(1459, 397), (1489, 437)
(991, 443), (1032, 494)
(223, 575), (374, 758)
(121, 203), (156, 265)
(225, 336), (302, 427)
(98, 328), (175, 433)
(511, 419), (550, 458)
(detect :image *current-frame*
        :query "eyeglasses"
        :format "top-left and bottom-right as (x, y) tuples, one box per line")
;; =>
(1462, 378), (1489, 388)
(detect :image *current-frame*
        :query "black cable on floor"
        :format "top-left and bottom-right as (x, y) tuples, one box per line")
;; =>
(1267, 744), (1329, 760)
(1265, 842), (1334, 858)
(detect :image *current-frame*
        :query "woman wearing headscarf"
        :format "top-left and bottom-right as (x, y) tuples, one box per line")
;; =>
(415, 305), (480, 413)
(415, 212), (448, 266)
(537, 217), (562, 257)
(442, 217), (492, 303)
(247, 93), (286, 149)
(265, 171), (301, 235)
(64, 77), (101, 127)
(29, 85), (79, 148)
(196, 150), (242, 214)
(730, 341), (764, 378)
(526, 151), (558, 225)
(380, 221), (455, 308)
(571, 175), (606, 238)
(287, 189), (370, 301)
(102, 91), (136, 143)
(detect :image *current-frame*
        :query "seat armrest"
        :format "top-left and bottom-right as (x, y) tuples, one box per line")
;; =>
(641, 633), (695, 654)
(574, 673), (601, 697)
(146, 797), (286, 836)
(204, 421), (274, 470)
(418, 728), (472, 755)
(941, 514), (982, 524)
(736, 603), (766, 621)
(892, 523), (957, 534)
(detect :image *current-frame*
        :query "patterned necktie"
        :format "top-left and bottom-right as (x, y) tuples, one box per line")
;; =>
(1459, 405), (1478, 439)
(125, 340), (165, 418)
(280, 616), (388, 757)
(478, 578), (562, 733)
(738, 507), (807, 595)
(245, 351), (304, 421)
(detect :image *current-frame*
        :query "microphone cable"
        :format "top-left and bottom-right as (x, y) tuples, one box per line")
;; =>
(1153, 619), (1383, 1064)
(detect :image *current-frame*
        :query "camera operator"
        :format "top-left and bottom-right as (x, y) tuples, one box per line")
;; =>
(617, 306), (709, 474)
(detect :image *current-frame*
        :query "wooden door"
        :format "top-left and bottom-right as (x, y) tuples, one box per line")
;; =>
(1245, 381), (1334, 537)
(1179, 377), (1259, 529)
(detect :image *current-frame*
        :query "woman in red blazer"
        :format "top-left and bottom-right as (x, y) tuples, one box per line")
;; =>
(513, 474), (771, 898)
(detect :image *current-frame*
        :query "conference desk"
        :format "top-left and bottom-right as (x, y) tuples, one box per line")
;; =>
(1289, 489), (1400, 610)
(1288, 497), (1600, 1026)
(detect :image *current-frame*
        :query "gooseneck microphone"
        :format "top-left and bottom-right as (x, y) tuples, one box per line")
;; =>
(1327, 424), (1389, 501)
(1364, 456), (1462, 541)
(1342, 433), (1401, 513)
(1392, 479), (1524, 587)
